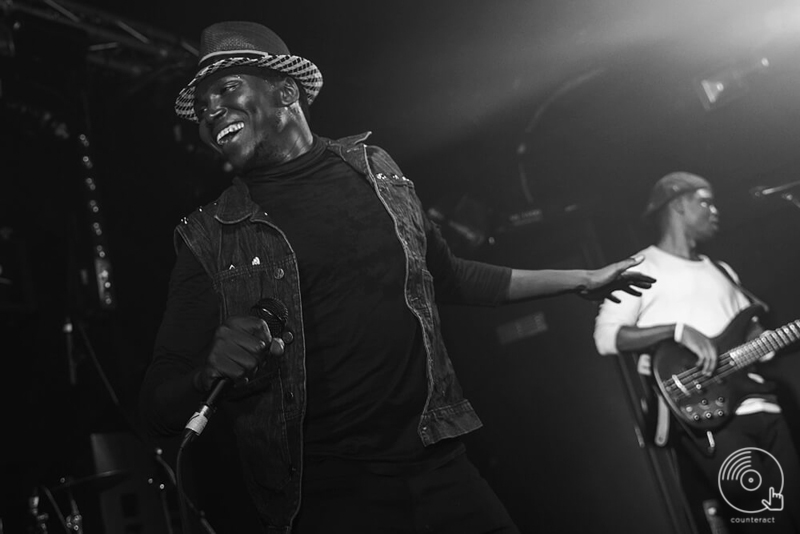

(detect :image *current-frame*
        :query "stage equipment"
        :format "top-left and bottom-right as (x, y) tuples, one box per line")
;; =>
(696, 56), (770, 111)
(1, 0), (200, 313)
(0, 0), (197, 78)
(750, 178), (800, 210)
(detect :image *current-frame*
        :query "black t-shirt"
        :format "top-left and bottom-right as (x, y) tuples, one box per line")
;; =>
(243, 137), (453, 467)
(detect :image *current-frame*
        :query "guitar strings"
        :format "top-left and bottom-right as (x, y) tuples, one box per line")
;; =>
(671, 321), (800, 388)
(665, 328), (797, 397)
(666, 336), (780, 395)
(663, 322), (800, 399)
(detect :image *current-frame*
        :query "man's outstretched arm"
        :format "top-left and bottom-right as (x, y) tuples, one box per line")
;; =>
(506, 255), (655, 303)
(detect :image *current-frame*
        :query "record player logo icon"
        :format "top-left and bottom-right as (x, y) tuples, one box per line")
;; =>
(718, 447), (784, 513)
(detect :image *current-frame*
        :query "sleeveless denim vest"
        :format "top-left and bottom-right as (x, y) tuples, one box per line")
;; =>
(175, 133), (481, 532)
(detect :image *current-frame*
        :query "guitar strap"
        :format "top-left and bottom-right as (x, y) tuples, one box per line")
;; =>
(652, 384), (717, 456)
(710, 259), (769, 312)
(654, 394), (670, 447)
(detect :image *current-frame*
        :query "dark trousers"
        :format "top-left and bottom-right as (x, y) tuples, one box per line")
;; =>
(677, 412), (800, 534)
(292, 453), (519, 534)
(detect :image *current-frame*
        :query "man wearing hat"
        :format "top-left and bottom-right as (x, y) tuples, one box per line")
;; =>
(140, 21), (654, 533)
(594, 172), (800, 532)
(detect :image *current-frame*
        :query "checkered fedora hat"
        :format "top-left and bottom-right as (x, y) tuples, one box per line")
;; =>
(175, 21), (323, 122)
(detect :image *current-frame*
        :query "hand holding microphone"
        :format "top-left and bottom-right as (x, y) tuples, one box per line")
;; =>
(194, 315), (284, 393)
(183, 297), (287, 446)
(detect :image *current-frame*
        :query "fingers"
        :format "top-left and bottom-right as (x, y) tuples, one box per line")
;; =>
(627, 254), (644, 267)
(595, 275), (651, 302)
(699, 350), (718, 376)
(226, 315), (273, 341)
(689, 350), (713, 376)
(614, 273), (655, 299)
(606, 258), (639, 277)
(621, 271), (657, 286)
(207, 316), (277, 383)
(682, 326), (717, 375)
(609, 255), (645, 275)
(621, 287), (642, 298)
(581, 260), (654, 303)
(269, 337), (286, 357)
(696, 336), (717, 375)
(219, 319), (271, 352)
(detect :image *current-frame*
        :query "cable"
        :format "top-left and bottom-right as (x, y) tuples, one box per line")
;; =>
(40, 485), (70, 534)
(73, 320), (217, 533)
(175, 444), (217, 534)
(176, 445), (192, 534)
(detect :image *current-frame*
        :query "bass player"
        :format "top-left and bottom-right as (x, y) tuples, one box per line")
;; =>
(593, 172), (800, 533)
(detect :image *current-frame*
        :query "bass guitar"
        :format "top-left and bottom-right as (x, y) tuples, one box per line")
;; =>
(653, 305), (800, 431)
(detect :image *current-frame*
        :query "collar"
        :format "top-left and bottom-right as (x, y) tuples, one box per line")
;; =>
(211, 131), (373, 224)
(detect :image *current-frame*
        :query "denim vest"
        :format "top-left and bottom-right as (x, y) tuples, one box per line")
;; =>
(175, 133), (482, 532)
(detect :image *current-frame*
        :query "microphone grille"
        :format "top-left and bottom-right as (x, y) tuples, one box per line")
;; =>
(251, 297), (288, 336)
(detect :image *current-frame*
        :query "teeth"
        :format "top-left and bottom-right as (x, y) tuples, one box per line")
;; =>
(216, 122), (244, 145)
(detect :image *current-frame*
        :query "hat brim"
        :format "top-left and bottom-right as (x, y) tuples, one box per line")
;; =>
(642, 185), (708, 218)
(175, 54), (323, 122)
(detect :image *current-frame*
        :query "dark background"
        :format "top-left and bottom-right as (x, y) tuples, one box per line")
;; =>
(2, 0), (800, 532)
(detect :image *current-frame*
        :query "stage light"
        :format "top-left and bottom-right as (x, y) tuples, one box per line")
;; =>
(696, 57), (770, 110)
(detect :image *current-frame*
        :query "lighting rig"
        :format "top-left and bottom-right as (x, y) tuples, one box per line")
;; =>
(1, 0), (198, 312)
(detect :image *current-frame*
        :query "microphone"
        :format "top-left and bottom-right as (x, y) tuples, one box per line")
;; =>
(181, 297), (288, 447)
(750, 180), (800, 198)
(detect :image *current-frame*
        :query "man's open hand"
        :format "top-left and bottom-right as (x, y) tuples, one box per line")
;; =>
(578, 255), (656, 303)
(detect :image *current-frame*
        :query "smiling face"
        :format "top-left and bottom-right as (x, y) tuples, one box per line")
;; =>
(194, 68), (306, 172)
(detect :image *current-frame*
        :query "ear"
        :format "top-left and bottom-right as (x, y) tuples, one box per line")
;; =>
(276, 77), (301, 107)
(670, 195), (687, 215)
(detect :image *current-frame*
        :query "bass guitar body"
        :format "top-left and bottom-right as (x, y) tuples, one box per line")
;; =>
(652, 306), (800, 431)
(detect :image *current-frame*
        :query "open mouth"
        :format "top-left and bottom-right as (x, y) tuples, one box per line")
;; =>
(216, 122), (244, 146)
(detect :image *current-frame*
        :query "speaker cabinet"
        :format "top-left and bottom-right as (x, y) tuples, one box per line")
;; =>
(90, 432), (170, 534)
